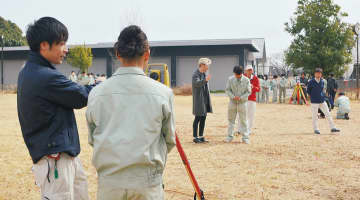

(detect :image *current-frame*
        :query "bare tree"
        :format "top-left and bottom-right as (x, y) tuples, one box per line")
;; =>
(269, 52), (293, 76)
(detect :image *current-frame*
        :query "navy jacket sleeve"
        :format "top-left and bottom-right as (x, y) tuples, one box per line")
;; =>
(42, 72), (92, 109)
(307, 80), (313, 95)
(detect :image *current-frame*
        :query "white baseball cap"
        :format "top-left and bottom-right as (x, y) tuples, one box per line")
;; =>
(198, 58), (212, 66)
(245, 65), (253, 71)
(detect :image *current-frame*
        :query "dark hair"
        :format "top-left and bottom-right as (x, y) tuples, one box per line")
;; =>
(26, 17), (68, 52)
(339, 92), (345, 96)
(114, 25), (149, 60)
(273, 75), (278, 79)
(233, 66), (243, 75)
(264, 75), (268, 80)
(101, 74), (106, 77)
(315, 68), (323, 73)
(330, 73), (334, 77)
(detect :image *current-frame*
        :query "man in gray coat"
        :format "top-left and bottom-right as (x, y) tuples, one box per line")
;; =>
(192, 58), (213, 143)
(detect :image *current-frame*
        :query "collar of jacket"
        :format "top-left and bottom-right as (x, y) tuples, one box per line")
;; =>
(113, 66), (146, 76)
(28, 51), (56, 69)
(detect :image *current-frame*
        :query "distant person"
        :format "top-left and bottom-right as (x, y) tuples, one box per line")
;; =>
(299, 72), (308, 99)
(86, 25), (175, 200)
(69, 70), (78, 82)
(192, 57), (213, 143)
(327, 73), (338, 109)
(261, 75), (270, 103)
(279, 74), (288, 103)
(17, 17), (91, 200)
(78, 71), (90, 85)
(307, 68), (340, 134)
(89, 73), (95, 85)
(257, 75), (264, 103)
(334, 92), (350, 120)
(238, 65), (260, 135)
(225, 66), (251, 143)
(271, 75), (279, 103)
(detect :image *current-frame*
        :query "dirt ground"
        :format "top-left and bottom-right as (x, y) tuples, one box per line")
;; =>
(1, 94), (360, 200)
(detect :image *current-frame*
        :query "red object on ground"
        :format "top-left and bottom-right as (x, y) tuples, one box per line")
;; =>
(247, 75), (260, 102)
(175, 133), (205, 200)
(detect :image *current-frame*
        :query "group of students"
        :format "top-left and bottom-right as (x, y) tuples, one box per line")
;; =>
(68, 71), (107, 85)
(191, 65), (350, 145)
(17, 17), (174, 200)
(15, 16), (352, 200)
(191, 61), (260, 144)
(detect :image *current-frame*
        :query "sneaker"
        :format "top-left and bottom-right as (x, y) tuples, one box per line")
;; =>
(193, 138), (202, 143)
(242, 139), (250, 144)
(199, 137), (208, 143)
(331, 128), (340, 133)
(314, 130), (321, 134)
(345, 113), (350, 120)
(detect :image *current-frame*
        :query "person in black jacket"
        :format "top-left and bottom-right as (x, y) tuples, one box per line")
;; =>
(17, 17), (91, 200)
(327, 73), (338, 109)
(307, 68), (340, 135)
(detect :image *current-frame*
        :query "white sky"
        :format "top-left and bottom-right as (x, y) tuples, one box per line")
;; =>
(1, 0), (360, 54)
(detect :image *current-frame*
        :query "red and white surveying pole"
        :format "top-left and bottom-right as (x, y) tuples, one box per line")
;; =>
(175, 133), (205, 200)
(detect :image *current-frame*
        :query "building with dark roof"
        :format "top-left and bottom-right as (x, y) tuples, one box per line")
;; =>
(0, 38), (266, 91)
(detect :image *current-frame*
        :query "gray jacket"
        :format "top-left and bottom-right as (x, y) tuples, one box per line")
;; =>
(192, 69), (213, 116)
(225, 75), (251, 104)
(86, 67), (176, 190)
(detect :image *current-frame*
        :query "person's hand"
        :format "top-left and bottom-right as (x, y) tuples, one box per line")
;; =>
(206, 74), (211, 81)
(234, 96), (241, 101)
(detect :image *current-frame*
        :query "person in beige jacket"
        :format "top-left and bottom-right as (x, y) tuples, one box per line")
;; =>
(86, 25), (176, 200)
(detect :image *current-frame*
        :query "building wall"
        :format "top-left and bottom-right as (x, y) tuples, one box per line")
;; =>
(3, 59), (26, 85)
(176, 55), (239, 91)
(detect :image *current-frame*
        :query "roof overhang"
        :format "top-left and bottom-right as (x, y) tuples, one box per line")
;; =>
(3, 38), (260, 52)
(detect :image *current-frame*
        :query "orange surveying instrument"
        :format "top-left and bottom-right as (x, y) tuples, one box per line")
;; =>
(175, 133), (205, 200)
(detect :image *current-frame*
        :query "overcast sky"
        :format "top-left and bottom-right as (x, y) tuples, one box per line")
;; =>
(1, 0), (359, 55)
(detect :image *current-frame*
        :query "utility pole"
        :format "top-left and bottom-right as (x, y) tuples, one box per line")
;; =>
(354, 23), (360, 99)
(1, 35), (4, 91)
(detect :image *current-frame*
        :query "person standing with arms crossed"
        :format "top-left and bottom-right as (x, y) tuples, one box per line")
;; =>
(17, 17), (91, 200)
(226, 66), (251, 143)
(238, 65), (260, 135)
(307, 68), (340, 134)
(192, 58), (213, 143)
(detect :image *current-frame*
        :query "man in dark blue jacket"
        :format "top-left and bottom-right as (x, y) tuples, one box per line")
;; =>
(17, 17), (90, 199)
(307, 68), (340, 135)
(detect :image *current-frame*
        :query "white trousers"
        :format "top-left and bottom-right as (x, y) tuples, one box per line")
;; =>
(32, 153), (89, 200)
(238, 101), (256, 134)
(311, 102), (336, 131)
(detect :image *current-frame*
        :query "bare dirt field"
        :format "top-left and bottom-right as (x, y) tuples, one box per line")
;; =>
(1, 94), (360, 200)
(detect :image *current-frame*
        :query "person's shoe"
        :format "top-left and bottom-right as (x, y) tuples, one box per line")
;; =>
(345, 113), (350, 120)
(331, 128), (340, 133)
(193, 138), (202, 143)
(199, 137), (208, 143)
(314, 130), (321, 134)
(242, 139), (250, 144)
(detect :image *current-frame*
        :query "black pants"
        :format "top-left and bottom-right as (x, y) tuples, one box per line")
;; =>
(328, 90), (336, 108)
(193, 116), (206, 138)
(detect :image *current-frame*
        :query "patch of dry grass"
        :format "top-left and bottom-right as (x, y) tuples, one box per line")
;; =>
(0, 94), (360, 200)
